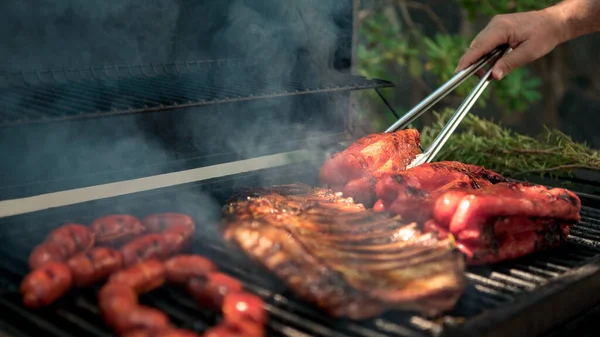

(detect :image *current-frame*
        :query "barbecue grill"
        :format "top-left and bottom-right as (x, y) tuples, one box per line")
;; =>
(1, 1), (600, 337)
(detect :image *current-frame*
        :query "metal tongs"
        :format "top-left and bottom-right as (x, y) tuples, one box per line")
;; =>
(387, 44), (511, 169)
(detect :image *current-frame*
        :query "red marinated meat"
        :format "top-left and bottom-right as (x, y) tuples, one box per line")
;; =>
(319, 129), (421, 206)
(373, 161), (507, 223)
(425, 182), (581, 264)
(431, 182), (581, 236)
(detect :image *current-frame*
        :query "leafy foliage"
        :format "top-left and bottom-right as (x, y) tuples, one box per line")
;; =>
(420, 109), (600, 178)
(458, 0), (556, 21)
(357, 6), (542, 115)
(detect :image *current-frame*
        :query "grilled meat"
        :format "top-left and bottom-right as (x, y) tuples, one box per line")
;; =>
(90, 215), (146, 247)
(99, 254), (267, 337)
(373, 161), (508, 223)
(319, 129), (421, 206)
(223, 184), (466, 319)
(424, 182), (581, 264)
(28, 224), (95, 269)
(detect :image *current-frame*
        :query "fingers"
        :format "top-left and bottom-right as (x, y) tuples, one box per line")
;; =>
(455, 16), (512, 73)
(491, 40), (537, 80)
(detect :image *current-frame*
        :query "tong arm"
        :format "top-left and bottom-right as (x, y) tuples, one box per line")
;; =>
(385, 45), (509, 133)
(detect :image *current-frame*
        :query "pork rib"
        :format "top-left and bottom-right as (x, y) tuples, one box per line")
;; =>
(319, 129), (421, 206)
(222, 184), (466, 320)
(425, 182), (581, 264)
(373, 161), (507, 223)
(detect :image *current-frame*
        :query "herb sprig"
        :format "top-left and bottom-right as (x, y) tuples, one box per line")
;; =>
(419, 109), (600, 179)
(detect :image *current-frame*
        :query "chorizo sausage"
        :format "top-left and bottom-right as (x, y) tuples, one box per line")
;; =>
(108, 259), (166, 294)
(45, 223), (95, 256)
(67, 247), (124, 287)
(162, 224), (195, 255)
(28, 242), (69, 270)
(120, 234), (171, 267)
(90, 214), (145, 246)
(98, 283), (139, 326)
(123, 328), (201, 337)
(28, 224), (94, 270)
(222, 292), (267, 325)
(109, 305), (172, 335)
(203, 320), (265, 337)
(141, 213), (195, 233)
(164, 255), (217, 285)
(20, 262), (72, 308)
(186, 272), (243, 310)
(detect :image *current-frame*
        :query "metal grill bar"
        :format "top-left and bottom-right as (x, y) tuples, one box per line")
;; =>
(0, 61), (393, 127)
(1, 211), (600, 337)
(1, 170), (600, 337)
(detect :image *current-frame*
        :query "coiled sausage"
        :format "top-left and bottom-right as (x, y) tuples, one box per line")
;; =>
(68, 247), (124, 287)
(108, 259), (166, 294)
(186, 272), (243, 310)
(90, 214), (145, 246)
(164, 255), (217, 285)
(20, 262), (72, 308)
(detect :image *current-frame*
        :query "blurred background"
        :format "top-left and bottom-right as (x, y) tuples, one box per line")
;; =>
(351, 0), (600, 147)
(346, 0), (600, 181)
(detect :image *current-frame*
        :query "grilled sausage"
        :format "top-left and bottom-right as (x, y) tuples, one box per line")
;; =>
(120, 234), (171, 267)
(186, 272), (243, 310)
(142, 213), (195, 233)
(20, 262), (72, 308)
(28, 242), (70, 270)
(28, 223), (95, 270)
(164, 255), (217, 285)
(123, 328), (201, 337)
(67, 247), (124, 287)
(45, 223), (95, 255)
(162, 224), (195, 255)
(90, 214), (146, 246)
(462, 229), (566, 265)
(203, 320), (265, 337)
(109, 305), (172, 335)
(222, 292), (267, 325)
(108, 259), (166, 294)
(98, 283), (139, 326)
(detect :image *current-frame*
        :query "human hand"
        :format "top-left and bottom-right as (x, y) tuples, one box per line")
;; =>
(455, 10), (567, 80)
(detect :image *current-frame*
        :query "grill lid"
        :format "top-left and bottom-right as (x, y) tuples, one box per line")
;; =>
(0, 59), (392, 204)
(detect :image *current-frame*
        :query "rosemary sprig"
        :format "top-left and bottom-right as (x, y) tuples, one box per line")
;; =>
(419, 109), (600, 179)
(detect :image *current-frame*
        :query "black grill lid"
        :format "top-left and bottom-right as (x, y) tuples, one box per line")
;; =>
(0, 59), (392, 201)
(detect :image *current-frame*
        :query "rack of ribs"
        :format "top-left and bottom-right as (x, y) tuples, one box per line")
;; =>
(222, 184), (466, 320)
(319, 129), (421, 206)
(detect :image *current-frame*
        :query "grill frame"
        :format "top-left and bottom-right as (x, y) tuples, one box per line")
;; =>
(2, 164), (600, 337)
(0, 60), (393, 128)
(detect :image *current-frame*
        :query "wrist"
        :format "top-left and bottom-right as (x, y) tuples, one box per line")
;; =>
(544, 0), (600, 42)
(542, 5), (575, 43)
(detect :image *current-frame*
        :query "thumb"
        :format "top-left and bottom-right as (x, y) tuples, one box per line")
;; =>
(491, 41), (536, 80)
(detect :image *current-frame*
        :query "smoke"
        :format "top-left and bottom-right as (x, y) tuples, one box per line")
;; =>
(0, 0), (354, 228)
(0, 0), (180, 68)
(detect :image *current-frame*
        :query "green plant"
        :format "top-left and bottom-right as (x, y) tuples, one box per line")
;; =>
(357, 0), (548, 115)
(420, 109), (600, 178)
(458, 0), (557, 21)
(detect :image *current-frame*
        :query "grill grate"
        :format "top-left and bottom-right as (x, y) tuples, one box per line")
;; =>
(0, 60), (393, 127)
(1, 177), (600, 337)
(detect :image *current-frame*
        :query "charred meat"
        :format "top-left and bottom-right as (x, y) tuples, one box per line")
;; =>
(222, 184), (466, 320)
(424, 181), (581, 264)
(373, 161), (508, 223)
(319, 129), (421, 206)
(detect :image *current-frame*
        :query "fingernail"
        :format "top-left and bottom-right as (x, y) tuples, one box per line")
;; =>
(494, 68), (504, 80)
